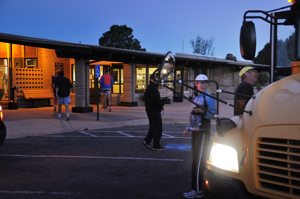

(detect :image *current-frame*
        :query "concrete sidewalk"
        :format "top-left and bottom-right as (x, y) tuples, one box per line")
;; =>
(2, 100), (234, 139)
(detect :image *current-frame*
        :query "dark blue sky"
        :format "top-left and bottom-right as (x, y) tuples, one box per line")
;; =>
(0, 0), (294, 60)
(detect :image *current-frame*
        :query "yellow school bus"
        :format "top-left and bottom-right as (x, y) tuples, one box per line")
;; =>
(204, 69), (300, 199)
(203, 1), (300, 198)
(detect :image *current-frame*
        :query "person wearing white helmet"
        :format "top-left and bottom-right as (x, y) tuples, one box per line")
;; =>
(234, 66), (259, 115)
(183, 74), (216, 199)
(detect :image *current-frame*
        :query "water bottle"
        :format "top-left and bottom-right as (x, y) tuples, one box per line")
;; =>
(190, 112), (201, 131)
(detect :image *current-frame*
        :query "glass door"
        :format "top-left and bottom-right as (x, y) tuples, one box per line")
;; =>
(89, 66), (97, 104)
(173, 68), (184, 102)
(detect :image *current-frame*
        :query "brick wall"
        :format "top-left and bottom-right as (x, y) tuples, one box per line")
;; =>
(122, 63), (132, 102)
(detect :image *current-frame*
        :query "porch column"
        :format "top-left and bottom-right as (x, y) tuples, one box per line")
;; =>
(72, 59), (93, 113)
(120, 63), (138, 106)
(187, 67), (194, 97)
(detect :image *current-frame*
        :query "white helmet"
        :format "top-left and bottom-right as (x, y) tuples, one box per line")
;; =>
(195, 74), (208, 81)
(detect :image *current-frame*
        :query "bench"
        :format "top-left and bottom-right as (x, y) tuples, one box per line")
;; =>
(159, 89), (173, 104)
(23, 89), (54, 107)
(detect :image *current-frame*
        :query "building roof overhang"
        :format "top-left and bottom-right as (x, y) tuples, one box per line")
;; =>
(0, 32), (269, 69)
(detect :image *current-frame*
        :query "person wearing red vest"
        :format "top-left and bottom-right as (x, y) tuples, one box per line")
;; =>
(99, 68), (114, 112)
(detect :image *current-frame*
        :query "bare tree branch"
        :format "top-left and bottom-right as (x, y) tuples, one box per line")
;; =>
(190, 35), (215, 56)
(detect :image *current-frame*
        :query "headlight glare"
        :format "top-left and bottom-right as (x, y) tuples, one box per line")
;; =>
(208, 142), (239, 173)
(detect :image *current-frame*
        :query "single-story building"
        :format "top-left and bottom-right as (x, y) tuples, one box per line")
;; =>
(0, 32), (268, 111)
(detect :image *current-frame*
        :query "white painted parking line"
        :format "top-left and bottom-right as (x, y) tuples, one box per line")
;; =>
(38, 130), (190, 139)
(39, 134), (190, 139)
(88, 130), (183, 134)
(78, 131), (98, 137)
(115, 131), (134, 137)
(0, 190), (76, 195)
(162, 133), (175, 138)
(39, 135), (147, 138)
(39, 135), (90, 137)
(0, 154), (184, 162)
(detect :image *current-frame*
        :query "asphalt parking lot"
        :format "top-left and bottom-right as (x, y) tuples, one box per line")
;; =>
(0, 123), (204, 199)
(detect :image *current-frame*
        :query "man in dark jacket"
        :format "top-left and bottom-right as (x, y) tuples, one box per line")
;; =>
(142, 74), (165, 151)
(55, 71), (73, 121)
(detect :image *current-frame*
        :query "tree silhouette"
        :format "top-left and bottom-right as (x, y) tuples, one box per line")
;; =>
(99, 25), (146, 51)
(285, 32), (294, 62)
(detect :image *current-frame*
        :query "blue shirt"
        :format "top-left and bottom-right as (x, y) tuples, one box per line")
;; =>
(186, 90), (216, 132)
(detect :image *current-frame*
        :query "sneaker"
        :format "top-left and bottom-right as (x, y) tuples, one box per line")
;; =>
(152, 145), (165, 151)
(66, 117), (69, 121)
(183, 190), (203, 198)
(108, 107), (111, 112)
(142, 140), (152, 149)
(57, 114), (61, 119)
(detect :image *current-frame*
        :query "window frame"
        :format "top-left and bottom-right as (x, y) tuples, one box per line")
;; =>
(112, 64), (123, 94)
(135, 64), (159, 93)
(24, 58), (37, 69)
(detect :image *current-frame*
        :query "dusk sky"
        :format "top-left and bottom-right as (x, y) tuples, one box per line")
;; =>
(0, 0), (295, 60)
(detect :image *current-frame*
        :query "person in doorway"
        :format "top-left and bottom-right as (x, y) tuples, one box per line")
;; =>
(99, 68), (114, 112)
(142, 73), (165, 151)
(234, 66), (259, 115)
(52, 71), (60, 111)
(55, 71), (73, 121)
(183, 74), (216, 199)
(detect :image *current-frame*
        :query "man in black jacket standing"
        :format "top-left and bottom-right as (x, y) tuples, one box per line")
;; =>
(142, 74), (165, 151)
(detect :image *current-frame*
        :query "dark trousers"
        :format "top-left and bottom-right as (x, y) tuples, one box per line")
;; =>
(191, 129), (211, 191)
(144, 111), (162, 148)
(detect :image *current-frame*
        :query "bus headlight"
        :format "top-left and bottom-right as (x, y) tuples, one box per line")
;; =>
(208, 142), (239, 173)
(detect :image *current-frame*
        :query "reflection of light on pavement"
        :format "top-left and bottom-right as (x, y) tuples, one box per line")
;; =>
(164, 143), (191, 151)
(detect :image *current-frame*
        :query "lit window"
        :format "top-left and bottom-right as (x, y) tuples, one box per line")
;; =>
(112, 65), (123, 94)
(0, 59), (8, 100)
(136, 64), (146, 92)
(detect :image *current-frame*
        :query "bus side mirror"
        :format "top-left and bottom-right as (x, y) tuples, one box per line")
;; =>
(159, 51), (175, 79)
(240, 21), (256, 60)
(216, 118), (237, 137)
